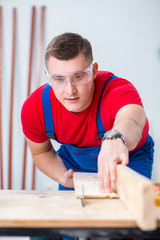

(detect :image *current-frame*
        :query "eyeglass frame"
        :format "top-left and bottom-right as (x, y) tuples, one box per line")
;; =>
(46, 63), (93, 88)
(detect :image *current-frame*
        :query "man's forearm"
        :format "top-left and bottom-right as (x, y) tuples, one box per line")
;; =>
(113, 117), (143, 151)
(113, 105), (146, 151)
(32, 147), (67, 185)
(26, 138), (74, 188)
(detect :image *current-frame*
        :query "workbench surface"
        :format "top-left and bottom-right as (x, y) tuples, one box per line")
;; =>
(0, 190), (160, 238)
(0, 190), (159, 228)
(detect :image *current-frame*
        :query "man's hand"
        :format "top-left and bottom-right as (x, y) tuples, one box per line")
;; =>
(98, 138), (128, 192)
(97, 104), (147, 192)
(26, 138), (74, 188)
(60, 169), (74, 188)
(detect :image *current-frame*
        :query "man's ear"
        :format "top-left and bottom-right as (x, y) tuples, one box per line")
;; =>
(92, 62), (98, 80)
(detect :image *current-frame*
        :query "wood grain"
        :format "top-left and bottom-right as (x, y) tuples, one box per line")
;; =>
(32, 6), (46, 190)
(0, 190), (134, 228)
(73, 172), (118, 199)
(116, 164), (157, 230)
(8, 8), (17, 189)
(22, 6), (36, 190)
(0, 6), (3, 189)
(0, 190), (159, 228)
(74, 168), (157, 230)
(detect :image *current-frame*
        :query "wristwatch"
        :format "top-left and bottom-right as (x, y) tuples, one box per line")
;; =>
(101, 129), (126, 145)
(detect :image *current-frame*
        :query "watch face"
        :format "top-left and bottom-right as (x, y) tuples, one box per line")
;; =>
(106, 129), (119, 137)
(102, 130), (126, 145)
(110, 130), (118, 135)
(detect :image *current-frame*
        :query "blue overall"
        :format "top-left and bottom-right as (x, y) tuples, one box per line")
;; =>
(42, 75), (154, 191)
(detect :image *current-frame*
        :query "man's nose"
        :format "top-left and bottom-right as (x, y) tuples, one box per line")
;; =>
(65, 80), (77, 94)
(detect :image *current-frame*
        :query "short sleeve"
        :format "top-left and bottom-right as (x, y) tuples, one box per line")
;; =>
(103, 78), (143, 117)
(21, 86), (48, 143)
(100, 78), (143, 130)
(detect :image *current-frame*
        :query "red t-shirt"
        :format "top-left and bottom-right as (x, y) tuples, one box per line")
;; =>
(21, 71), (149, 150)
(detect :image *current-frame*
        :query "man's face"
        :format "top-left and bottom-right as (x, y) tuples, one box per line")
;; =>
(47, 53), (98, 113)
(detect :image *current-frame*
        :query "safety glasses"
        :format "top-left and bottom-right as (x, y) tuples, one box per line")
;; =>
(46, 63), (93, 88)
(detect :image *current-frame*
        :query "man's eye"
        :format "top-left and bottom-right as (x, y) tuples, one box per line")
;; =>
(54, 77), (64, 82)
(75, 74), (84, 80)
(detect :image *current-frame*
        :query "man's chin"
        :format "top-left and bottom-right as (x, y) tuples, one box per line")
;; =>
(64, 104), (82, 113)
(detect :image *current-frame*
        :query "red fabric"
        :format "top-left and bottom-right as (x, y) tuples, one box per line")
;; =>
(21, 71), (148, 150)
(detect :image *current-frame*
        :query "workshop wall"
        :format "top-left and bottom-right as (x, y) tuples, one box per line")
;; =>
(0, 0), (160, 189)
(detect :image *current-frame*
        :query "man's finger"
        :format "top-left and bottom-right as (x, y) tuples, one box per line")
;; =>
(120, 152), (129, 165)
(98, 168), (111, 193)
(110, 160), (117, 182)
(103, 170), (111, 192)
(66, 169), (73, 178)
(98, 171), (105, 192)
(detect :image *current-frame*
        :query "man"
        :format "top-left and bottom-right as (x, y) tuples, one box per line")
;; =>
(21, 32), (154, 194)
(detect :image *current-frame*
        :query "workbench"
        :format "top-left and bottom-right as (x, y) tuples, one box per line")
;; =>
(0, 190), (160, 239)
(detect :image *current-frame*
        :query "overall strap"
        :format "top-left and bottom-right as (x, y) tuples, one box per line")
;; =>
(42, 84), (56, 139)
(97, 75), (118, 139)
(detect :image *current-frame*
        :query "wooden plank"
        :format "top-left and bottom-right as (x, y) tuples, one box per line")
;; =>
(116, 164), (157, 230)
(32, 6), (46, 190)
(0, 190), (135, 228)
(35, 6), (45, 88)
(0, 6), (3, 189)
(22, 6), (36, 190)
(0, 190), (159, 228)
(73, 172), (118, 199)
(8, 8), (17, 189)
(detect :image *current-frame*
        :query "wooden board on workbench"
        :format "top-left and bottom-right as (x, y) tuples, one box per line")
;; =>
(0, 190), (134, 228)
(0, 190), (159, 229)
(116, 165), (157, 231)
(73, 172), (118, 199)
(73, 166), (158, 231)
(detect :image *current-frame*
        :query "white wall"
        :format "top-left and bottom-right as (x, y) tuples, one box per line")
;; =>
(1, 0), (160, 189)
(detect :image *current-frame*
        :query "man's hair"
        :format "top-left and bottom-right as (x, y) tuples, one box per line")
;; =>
(45, 32), (93, 68)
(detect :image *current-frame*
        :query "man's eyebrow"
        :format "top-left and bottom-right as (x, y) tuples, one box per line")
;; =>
(74, 70), (85, 74)
(74, 72), (83, 75)
(53, 74), (63, 77)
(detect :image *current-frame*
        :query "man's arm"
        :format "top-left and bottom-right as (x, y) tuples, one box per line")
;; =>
(26, 138), (74, 188)
(98, 104), (146, 192)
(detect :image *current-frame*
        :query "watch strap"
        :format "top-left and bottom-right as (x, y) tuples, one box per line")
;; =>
(102, 130), (126, 145)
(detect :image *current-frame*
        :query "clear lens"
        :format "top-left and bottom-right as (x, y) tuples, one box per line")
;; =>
(49, 76), (66, 87)
(47, 63), (93, 88)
